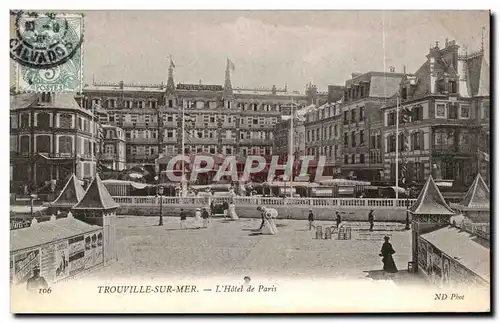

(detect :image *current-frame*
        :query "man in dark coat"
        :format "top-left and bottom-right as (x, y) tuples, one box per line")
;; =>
(26, 267), (48, 292)
(336, 212), (342, 229)
(308, 209), (314, 230)
(202, 207), (210, 228)
(222, 201), (229, 218)
(368, 210), (375, 231)
(180, 208), (187, 229)
(380, 236), (398, 273)
(257, 206), (266, 230)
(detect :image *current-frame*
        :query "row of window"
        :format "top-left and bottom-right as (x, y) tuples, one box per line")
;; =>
(343, 130), (370, 148)
(343, 106), (365, 123)
(306, 125), (340, 142)
(306, 145), (340, 159)
(105, 114), (279, 126)
(91, 98), (158, 110)
(103, 144), (125, 156)
(13, 135), (96, 155)
(386, 105), (424, 126)
(11, 113), (95, 133)
(340, 152), (383, 165)
(305, 105), (340, 123)
(386, 132), (423, 152)
(344, 83), (368, 102)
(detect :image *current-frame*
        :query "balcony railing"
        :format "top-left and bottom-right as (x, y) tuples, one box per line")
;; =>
(112, 196), (417, 209)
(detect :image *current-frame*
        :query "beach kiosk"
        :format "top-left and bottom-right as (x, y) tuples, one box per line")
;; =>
(454, 173), (490, 224)
(409, 176), (489, 288)
(49, 174), (85, 214)
(72, 174), (120, 263)
(409, 176), (456, 276)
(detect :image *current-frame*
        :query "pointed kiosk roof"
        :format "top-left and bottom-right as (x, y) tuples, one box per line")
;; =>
(73, 174), (120, 210)
(409, 175), (456, 215)
(50, 174), (85, 207)
(457, 173), (490, 211)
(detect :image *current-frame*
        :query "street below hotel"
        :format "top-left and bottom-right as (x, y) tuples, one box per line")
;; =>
(89, 215), (418, 284)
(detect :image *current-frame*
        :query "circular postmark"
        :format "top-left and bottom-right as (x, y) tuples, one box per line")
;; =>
(10, 11), (83, 69)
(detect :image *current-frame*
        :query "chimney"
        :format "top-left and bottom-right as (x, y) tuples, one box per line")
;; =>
(457, 47), (471, 97)
(429, 55), (436, 94)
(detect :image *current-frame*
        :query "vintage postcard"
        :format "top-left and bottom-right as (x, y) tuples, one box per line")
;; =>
(9, 10), (491, 314)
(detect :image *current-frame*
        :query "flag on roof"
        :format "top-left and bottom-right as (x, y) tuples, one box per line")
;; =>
(227, 58), (235, 72)
(170, 56), (175, 69)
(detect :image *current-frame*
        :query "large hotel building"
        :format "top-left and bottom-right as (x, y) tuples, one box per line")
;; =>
(82, 60), (322, 172)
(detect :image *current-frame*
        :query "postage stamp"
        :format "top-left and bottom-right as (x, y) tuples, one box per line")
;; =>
(10, 11), (84, 93)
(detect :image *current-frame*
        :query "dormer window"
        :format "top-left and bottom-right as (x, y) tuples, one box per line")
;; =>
(401, 87), (407, 100)
(40, 92), (52, 103)
(449, 81), (457, 94)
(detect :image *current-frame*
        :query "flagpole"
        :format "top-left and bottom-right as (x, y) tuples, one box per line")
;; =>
(289, 99), (294, 198)
(182, 103), (186, 197)
(92, 103), (95, 178)
(395, 96), (399, 200)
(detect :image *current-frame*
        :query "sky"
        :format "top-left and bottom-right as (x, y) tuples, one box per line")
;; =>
(82, 10), (490, 93)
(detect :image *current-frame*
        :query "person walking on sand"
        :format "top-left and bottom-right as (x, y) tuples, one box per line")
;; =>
(180, 208), (187, 229)
(202, 207), (210, 228)
(368, 210), (375, 232)
(257, 206), (266, 230)
(308, 209), (315, 230)
(261, 207), (278, 235)
(379, 236), (398, 274)
(336, 212), (342, 229)
(194, 208), (203, 228)
(229, 202), (239, 220)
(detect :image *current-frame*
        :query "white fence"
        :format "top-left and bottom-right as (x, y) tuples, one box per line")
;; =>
(112, 196), (417, 209)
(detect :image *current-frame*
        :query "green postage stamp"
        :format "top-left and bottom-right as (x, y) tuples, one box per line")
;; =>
(10, 11), (84, 93)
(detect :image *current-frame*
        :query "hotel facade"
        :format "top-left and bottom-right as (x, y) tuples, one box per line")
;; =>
(82, 60), (323, 173)
(381, 39), (490, 188)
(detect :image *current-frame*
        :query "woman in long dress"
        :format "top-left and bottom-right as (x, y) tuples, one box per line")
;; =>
(380, 236), (398, 273)
(261, 209), (278, 235)
(229, 202), (238, 220)
(194, 208), (203, 228)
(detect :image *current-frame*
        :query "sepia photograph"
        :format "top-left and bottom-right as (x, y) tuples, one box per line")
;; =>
(8, 9), (491, 314)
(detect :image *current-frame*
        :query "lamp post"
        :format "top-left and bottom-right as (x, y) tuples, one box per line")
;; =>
(404, 185), (414, 230)
(30, 193), (37, 219)
(158, 185), (164, 226)
(50, 179), (57, 202)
